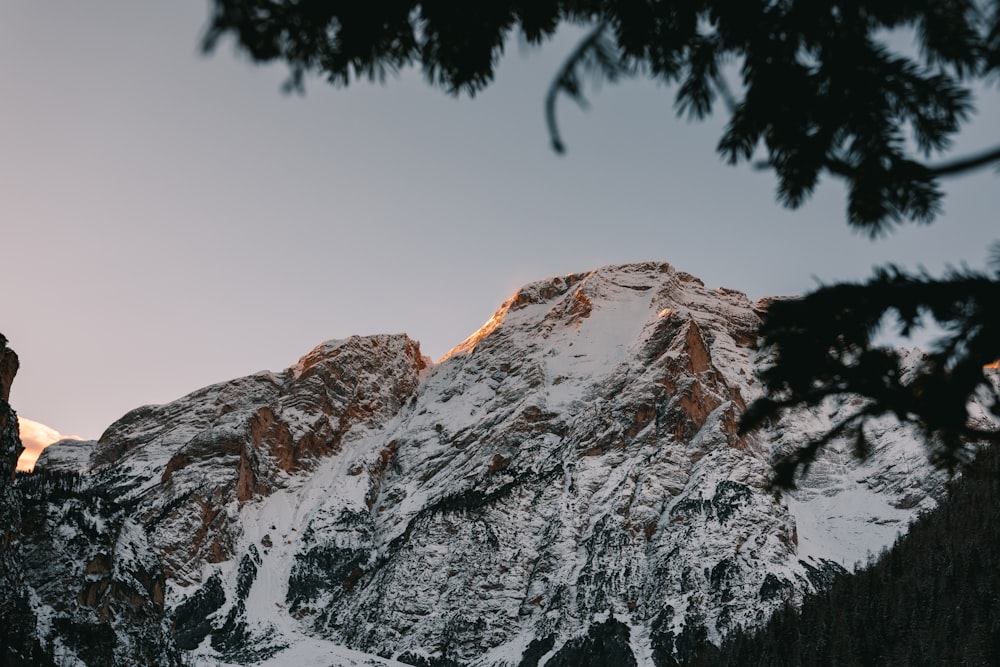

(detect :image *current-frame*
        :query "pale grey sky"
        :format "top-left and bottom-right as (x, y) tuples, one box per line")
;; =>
(3, 1), (998, 442)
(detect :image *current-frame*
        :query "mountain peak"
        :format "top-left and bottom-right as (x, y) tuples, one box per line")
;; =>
(293, 333), (429, 378)
(441, 261), (754, 367)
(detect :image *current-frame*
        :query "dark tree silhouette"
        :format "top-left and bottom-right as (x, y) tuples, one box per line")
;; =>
(740, 257), (1000, 487)
(202, 1), (1000, 480)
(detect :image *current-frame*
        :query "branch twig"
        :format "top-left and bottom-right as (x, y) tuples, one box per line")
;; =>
(545, 22), (609, 154)
(753, 143), (1000, 178)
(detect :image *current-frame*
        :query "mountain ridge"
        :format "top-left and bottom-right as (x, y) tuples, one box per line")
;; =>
(12, 261), (959, 666)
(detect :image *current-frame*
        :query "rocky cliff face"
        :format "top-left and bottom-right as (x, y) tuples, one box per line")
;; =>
(0, 335), (52, 666)
(1, 334), (18, 404)
(14, 263), (959, 666)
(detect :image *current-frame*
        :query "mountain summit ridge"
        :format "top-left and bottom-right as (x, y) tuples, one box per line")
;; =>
(18, 261), (949, 666)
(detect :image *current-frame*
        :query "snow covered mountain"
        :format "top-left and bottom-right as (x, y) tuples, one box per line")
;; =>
(9, 262), (958, 666)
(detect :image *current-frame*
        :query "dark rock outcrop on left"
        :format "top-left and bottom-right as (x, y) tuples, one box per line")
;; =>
(0, 335), (51, 666)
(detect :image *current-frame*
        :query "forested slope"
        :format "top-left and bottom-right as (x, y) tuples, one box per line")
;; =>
(692, 444), (1000, 666)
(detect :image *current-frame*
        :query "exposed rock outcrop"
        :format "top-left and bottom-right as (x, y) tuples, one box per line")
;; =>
(0, 333), (18, 403)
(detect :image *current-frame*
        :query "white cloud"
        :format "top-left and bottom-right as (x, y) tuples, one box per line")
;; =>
(16, 417), (81, 472)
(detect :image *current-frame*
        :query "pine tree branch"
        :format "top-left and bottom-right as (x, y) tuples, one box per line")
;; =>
(929, 143), (1000, 177)
(545, 22), (610, 155)
(753, 143), (1000, 178)
(746, 266), (1000, 486)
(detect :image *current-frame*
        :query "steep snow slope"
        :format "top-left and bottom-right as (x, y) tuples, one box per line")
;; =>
(23, 262), (960, 666)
